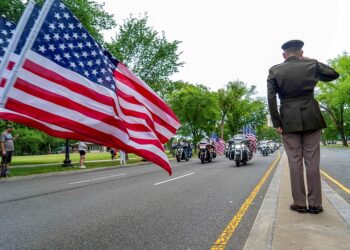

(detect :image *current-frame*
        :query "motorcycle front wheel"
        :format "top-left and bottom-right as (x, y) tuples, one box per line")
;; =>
(236, 159), (241, 167)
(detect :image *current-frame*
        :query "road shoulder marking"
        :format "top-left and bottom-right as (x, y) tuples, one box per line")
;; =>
(321, 169), (350, 195)
(69, 173), (126, 185)
(154, 172), (195, 186)
(211, 151), (281, 250)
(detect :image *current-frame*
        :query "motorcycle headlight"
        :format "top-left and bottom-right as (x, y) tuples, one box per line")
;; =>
(235, 145), (241, 149)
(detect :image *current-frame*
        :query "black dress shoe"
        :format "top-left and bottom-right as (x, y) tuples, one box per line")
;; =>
(309, 206), (324, 214)
(289, 204), (308, 213)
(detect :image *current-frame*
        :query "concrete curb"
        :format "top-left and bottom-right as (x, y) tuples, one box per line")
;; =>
(0, 158), (176, 183)
(243, 152), (285, 250)
(322, 179), (350, 228)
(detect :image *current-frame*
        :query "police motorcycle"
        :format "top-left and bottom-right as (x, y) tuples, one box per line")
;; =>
(258, 140), (270, 156)
(228, 133), (253, 167)
(268, 141), (276, 154)
(198, 138), (216, 164)
(175, 142), (190, 162)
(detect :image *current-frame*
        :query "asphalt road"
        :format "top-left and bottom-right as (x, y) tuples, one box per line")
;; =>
(320, 147), (350, 204)
(0, 150), (280, 250)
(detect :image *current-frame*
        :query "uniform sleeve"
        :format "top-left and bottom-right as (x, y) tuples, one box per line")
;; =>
(267, 70), (282, 128)
(316, 61), (339, 82)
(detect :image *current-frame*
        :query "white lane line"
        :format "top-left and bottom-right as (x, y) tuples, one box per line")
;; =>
(69, 173), (126, 185)
(154, 172), (195, 186)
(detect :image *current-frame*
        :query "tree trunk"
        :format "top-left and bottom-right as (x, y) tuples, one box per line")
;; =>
(339, 106), (348, 147)
(320, 130), (327, 146)
(340, 132), (348, 147)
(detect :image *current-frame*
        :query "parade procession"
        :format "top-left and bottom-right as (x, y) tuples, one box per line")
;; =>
(1, 0), (350, 249)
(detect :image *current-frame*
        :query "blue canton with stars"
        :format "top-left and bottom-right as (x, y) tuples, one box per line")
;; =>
(0, 17), (15, 63)
(32, 0), (116, 90)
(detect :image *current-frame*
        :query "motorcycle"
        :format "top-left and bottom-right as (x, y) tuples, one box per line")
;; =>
(198, 140), (216, 164)
(259, 142), (270, 156)
(175, 144), (190, 162)
(228, 136), (253, 167)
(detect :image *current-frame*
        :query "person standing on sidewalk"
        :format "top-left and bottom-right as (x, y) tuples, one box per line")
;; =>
(78, 141), (87, 169)
(0, 124), (18, 177)
(267, 40), (339, 214)
(119, 149), (126, 165)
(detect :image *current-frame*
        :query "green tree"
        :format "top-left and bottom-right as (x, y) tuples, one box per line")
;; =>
(256, 126), (280, 141)
(0, 0), (116, 43)
(14, 127), (44, 155)
(107, 14), (184, 93)
(317, 52), (350, 147)
(169, 84), (219, 146)
(217, 80), (246, 139)
(224, 83), (267, 136)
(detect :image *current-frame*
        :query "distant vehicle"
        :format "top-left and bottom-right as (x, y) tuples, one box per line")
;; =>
(52, 147), (65, 154)
(327, 141), (337, 144)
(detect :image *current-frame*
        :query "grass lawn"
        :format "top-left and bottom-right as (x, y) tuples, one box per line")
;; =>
(321, 144), (350, 149)
(4, 151), (174, 177)
(11, 151), (173, 165)
(9, 158), (143, 177)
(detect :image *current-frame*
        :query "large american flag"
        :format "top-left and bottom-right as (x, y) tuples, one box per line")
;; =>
(0, 14), (110, 144)
(2, 0), (180, 174)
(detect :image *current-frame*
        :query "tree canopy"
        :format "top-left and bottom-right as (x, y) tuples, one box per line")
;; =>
(107, 15), (184, 93)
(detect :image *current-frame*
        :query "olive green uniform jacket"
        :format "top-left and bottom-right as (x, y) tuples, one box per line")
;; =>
(267, 56), (339, 133)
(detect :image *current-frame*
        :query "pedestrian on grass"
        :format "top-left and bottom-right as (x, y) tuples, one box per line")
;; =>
(110, 147), (117, 160)
(267, 40), (339, 214)
(0, 124), (18, 177)
(78, 141), (87, 169)
(119, 149), (126, 165)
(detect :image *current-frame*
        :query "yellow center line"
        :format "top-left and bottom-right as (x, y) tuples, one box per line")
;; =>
(211, 151), (281, 250)
(321, 169), (350, 195)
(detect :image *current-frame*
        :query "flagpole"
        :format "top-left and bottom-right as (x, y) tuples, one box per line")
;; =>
(0, 0), (36, 106)
(1, 0), (55, 107)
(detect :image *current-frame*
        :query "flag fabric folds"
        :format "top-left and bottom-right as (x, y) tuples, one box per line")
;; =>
(211, 134), (225, 155)
(243, 126), (257, 152)
(1, 0), (180, 174)
(0, 14), (99, 144)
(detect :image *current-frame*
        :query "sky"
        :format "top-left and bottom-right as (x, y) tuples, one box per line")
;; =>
(97, 0), (350, 97)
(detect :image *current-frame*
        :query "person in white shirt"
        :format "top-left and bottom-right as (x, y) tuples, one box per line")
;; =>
(78, 141), (87, 169)
(119, 149), (126, 165)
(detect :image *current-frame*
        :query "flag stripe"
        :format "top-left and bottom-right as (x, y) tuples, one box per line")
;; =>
(23, 57), (115, 107)
(115, 65), (180, 125)
(117, 89), (177, 136)
(115, 71), (180, 128)
(14, 77), (130, 133)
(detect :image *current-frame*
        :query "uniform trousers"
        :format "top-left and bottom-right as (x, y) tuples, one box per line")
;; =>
(282, 129), (322, 207)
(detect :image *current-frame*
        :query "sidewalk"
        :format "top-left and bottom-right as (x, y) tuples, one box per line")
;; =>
(244, 152), (350, 250)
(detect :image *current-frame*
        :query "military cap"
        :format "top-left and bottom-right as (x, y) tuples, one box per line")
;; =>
(281, 39), (304, 50)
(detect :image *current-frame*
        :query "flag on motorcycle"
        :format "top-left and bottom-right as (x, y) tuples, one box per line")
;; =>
(211, 134), (225, 155)
(243, 126), (257, 152)
(0, 0), (180, 175)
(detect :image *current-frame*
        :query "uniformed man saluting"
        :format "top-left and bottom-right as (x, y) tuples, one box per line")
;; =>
(267, 40), (339, 214)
